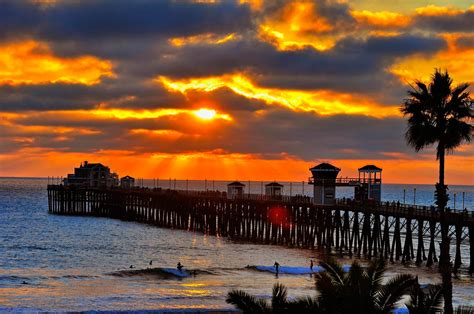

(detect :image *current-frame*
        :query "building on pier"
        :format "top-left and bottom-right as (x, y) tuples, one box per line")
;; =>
(357, 165), (382, 202)
(265, 182), (283, 198)
(309, 162), (383, 204)
(227, 181), (245, 199)
(309, 163), (340, 205)
(120, 175), (135, 189)
(64, 161), (119, 188)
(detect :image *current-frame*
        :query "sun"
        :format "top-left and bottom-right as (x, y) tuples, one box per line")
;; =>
(194, 108), (217, 120)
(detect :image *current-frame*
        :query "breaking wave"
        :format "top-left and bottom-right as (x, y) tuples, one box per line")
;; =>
(109, 267), (214, 279)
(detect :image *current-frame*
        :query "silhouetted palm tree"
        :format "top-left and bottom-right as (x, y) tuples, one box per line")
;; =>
(401, 69), (472, 314)
(227, 259), (416, 314)
(316, 258), (416, 314)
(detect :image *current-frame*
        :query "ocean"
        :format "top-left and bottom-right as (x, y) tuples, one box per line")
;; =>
(1, 178), (473, 312)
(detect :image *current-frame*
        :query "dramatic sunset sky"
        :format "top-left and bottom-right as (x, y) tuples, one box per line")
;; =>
(0, 0), (472, 184)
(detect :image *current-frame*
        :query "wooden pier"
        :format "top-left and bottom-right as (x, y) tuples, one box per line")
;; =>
(47, 185), (474, 272)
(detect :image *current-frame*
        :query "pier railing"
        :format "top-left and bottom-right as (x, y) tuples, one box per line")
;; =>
(308, 177), (382, 185)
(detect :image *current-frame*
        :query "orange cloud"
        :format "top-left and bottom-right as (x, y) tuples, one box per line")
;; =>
(169, 33), (239, 47)
(158, 74), (400, 117)
(390, 33), (474, 85)
(0, 40), (114, 86)
(414, 5), (470, 16)
(89, 108), (232, 121)
(351, 10), (412, 28)
(257, 2), (337, 51)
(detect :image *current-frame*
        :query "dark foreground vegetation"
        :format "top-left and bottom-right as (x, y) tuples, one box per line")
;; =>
(226, 259), (474, 314)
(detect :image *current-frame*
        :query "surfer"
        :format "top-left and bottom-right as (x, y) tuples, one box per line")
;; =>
(177, 262), (184, 271)
(129, 265), (134, 269)
(274, 261), (280, 276)
(310, 259), (314, 271)
(149, 260), (153, 266)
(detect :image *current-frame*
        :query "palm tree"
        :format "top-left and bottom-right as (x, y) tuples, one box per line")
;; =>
(227, 259), (416, 314)
(401, 69), (473, 314)
(316, 258), (416, 314)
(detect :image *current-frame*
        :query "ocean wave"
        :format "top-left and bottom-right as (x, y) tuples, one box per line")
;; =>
(246, 265), (351, 275)
(0, 275), (31, 282)
(108, 267), (214, 279)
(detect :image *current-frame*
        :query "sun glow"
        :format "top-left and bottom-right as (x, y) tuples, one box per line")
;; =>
(194, 108), (217, 120)
(159, 74), (400, 117)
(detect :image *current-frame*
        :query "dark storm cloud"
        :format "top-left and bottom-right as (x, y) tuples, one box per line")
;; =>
(0, 77), (188, 111)
(456, 35), (474, 49)
(414, 9), (474, 32)
(149, 34), (444, 77)
(0, 1), (253, 41)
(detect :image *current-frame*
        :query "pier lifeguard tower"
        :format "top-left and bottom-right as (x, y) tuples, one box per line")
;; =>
(356, 165), (382, 202)
(227, 181), (245, 199)
(309, 163), (340, 205)
(265, 182), (283, 198)
(309, 163), (383, 204)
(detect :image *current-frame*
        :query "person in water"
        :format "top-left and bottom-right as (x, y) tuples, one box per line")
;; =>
(310, 259), (314, 271)
(149, 260), (153, 266)
(177, 262), (184, 271)
(274, 261), (280, 275)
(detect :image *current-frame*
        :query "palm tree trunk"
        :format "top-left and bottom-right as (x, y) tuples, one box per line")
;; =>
(438, 145), (453, 314)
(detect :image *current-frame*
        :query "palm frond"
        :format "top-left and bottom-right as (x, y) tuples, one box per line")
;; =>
(319, 258), (345, 286)
(287, 296), (320, 313)
(226, 289), (270, 313)
(367, 259), (386, 295)
(406, 282), (425, 314)
(425, 285), (444, 313)
(271, 283), (288, 311)
(401, 69), (472, 158)
(376, 274), (417, 313)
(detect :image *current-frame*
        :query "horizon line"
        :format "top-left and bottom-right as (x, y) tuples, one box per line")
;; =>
(1, 176), (473, 187)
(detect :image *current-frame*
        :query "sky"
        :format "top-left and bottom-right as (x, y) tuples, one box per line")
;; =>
(0, 0), (473, 184)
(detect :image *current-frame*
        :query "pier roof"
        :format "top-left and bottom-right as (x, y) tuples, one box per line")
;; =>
(359, 165), (382, 172)
(310, 163), (341, 171)
(228, 181), (245, 186)
(265, 182), (283, 187)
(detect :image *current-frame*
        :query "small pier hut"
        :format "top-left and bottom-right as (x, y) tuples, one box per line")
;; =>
(309, 163), (340, 205)
(227, 181), (245, 199)
(120, 175), (135, 189)
(265, 182), (283, 198)
(358, 165), (382, 202)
